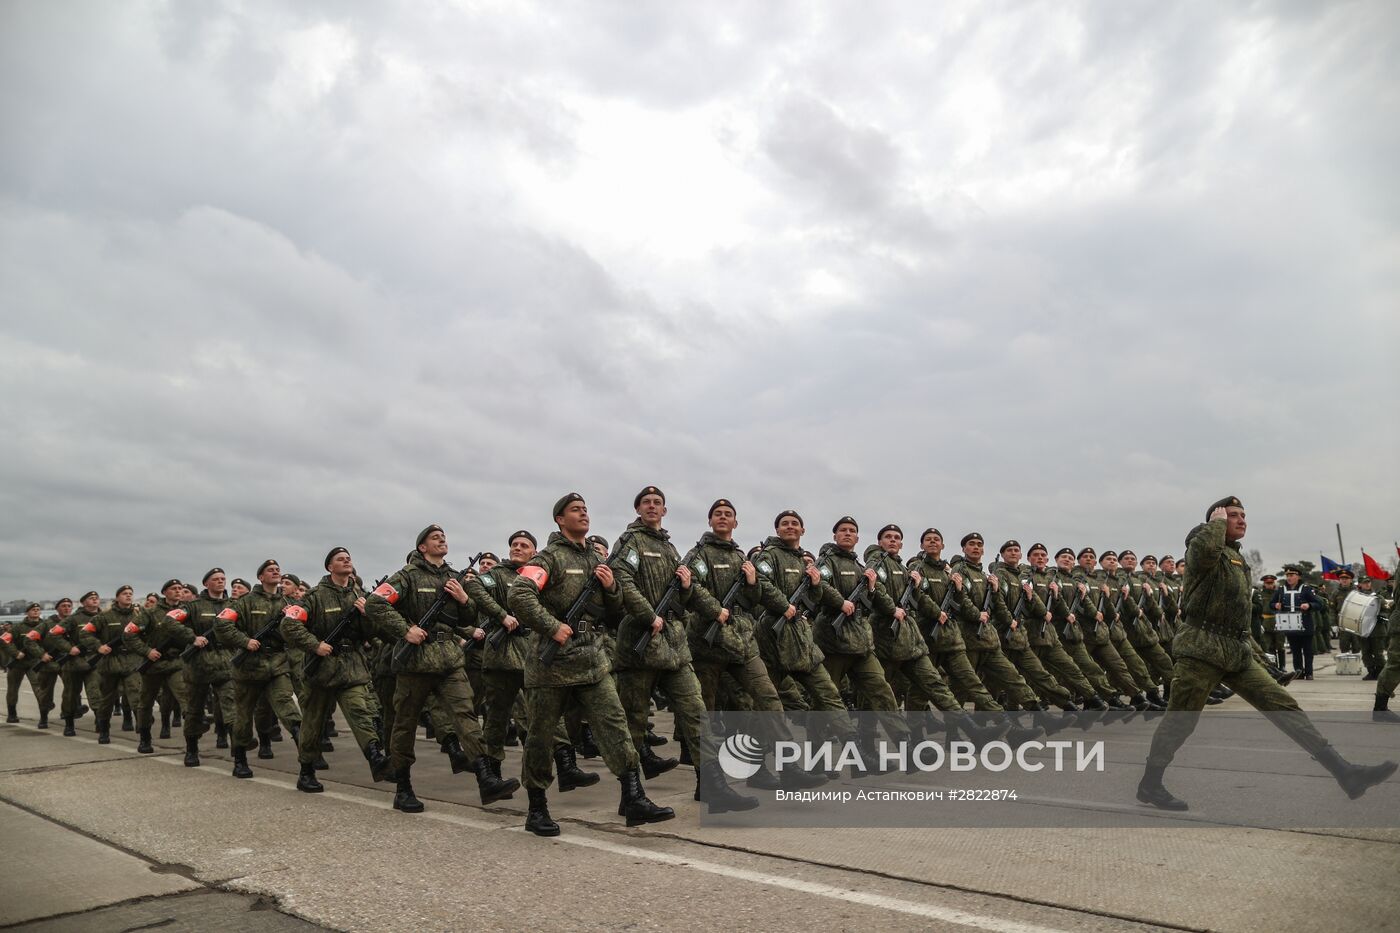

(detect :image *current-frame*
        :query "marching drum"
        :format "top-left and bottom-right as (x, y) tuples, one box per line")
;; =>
(1338, 590), (1380, 638)
(1274, 611), (1304, 633)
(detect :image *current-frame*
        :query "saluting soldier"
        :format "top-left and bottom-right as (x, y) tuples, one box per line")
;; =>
(613, 487), (758, 812)
(214, 559), (304, 778)
(1139, 496), (1396, 810)
(280, 547), (390, 792)
(363, 525), (519, 813)
(508, 493), (673, 837)
(80, 586), (142, 744)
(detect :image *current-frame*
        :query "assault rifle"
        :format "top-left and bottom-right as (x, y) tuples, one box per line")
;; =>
(302, 576), (387, 680)
(540, 540), (626, 665)
(65, 630), (126, 667)
(392, 555), (484, 672)
(231, 599), (299, 670)
(769, 576), (816, 639)
(826, 560), (874, 636)
(632, 576), (684, 656)
(702, 577), (746, 647)
(926, 582), (960, 647)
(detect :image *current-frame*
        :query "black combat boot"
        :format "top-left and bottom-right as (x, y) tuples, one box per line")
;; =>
(1276, 670), (1299, 687)
(364, 741), (391, 782)
(441, 735), (475, 775)
(62, 716), (76, 737)
(1314, 746), (1398, 799)
(554, 744), (600, 791)
(320, 734), (335, 752)
(6, 704), (18, 723)
(214, 724), (229, 749)
(324, 714), (338, 738)
(645, 727), (668, 747)
(137, 728), (154, 754)
(640, 746), (678, 779)
(75, 703), (89, 720)
(96, 719), (111, 744)
(577, 723), (600, 759)
(504, 721), (520, 747)
(746, 762), (781, 789)
(171, 706), (182, 728)
(232, 746), (253, 779)
(525, 788), (560, 836)
(421, 711), (435, 740)
(184, 737), (200, 767)
(291, 726), (328, 771)
(393, 767), (425, 813)
(37, 709), (49, 729)
(955, 714), (1010, 746)
(697, 759), (760, 813)
(257, 731), (275, 760)
(1004, 716), (1047, 746)
(1374, 694), (1400, 725)
(1081, 695), (1110, 711)
(619, 769), (674, 827)
(121, 705), (134, 732)
(159, 708), (171, 739)
(1136, 763), (1188, 810)
(296, 762), (325, 793)
(269, 724), (284, 741)
(1146, 687), (1167, 708)
(676, 735), (693, 766)
(474, 757), (521, 804)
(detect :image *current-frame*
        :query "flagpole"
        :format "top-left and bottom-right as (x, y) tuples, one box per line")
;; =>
(1336, 524), (1346, 564)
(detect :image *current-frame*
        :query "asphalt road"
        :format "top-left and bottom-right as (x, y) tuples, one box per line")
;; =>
(1, 650), (1396, 932)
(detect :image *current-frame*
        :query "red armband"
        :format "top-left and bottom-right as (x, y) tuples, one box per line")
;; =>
(26, 629), (42, 641)
(283, 605), (309, 623)
(518, 565), (549, 589)
(123, 622), (140, 635)
(83, 622), (97, 634)
(166, 609), (188, 623)
(1, 632), (12, 644)
(217, 608), (239, 622)
(373, 581), (400, 605)
(50, 625), (65, 636)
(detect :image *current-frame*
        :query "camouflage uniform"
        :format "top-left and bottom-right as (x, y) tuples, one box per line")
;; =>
(1356, 581), (1387, 678)
(1120, 571), (1175, 689)
(78, 603), (143, 730)
(989, 561), (1076, 706)
(281, 575), (384, 769)
(214, 585), (302, 751)
(812, 542), (907, 726)
(864, 544), (962, 713)
(44, 608), (97, 722)
(363, 553), (487, 776)
(1042, 565), (1117, 700)
(948, 555), (1040, 710)
(124, 597), (195, 737)
(508, 532), (640, 790)
(180, 589), (236, 743)
(907, 553), (1003, 711)
(4, 614), (47, 717)
(1020, 563), (1102, 702)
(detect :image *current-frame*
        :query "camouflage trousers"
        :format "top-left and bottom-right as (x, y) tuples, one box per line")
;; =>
(1111, 634), (1156, 691)
(932, 647), (1003, 711)
(480, 668), (568, 760)
(6, 666), (43, 711)
(28, 669), (58, 714)
(1030, 642), (1098, 700)
(1128, 638), (1175, 686)
(1088, 640), (1142, 697)
(1006, 644), (1074, 705)
(618, 664), (717, 764)
(137, 669), (191, 732)
(388, 669), (485, 775)
(963, 646), (1038, 710)
(764, 660), (856, 740)
(523, 676), (638, 790)
(58, 664), (91, 718)
(183, 677), (234, 741)
(1056, 639), (1117, 700)
(695, 655), (785, 715)
(1146, 657), (1328, 769)
(299, 683), (378, 767)
(824, 650), (909, 742)
(882, 654), (959, 712)
(232, 674), (301, 750)
(375, 672), (454, 748)
(1377, 630), (1400, 700)
(93, 668), (143, 724)
(1361, 634), (1386, 677)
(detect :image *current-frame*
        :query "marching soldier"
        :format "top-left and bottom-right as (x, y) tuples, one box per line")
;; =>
(124, 579), (194, 754)
(508, 493), (673, 836)
(280, 547), (390, 792)
(1118, 551), (1175, 701)
(949, 534), (1043, 713)
(1019, 543), (1111, 710)
(80, 586), (142, 744)
(1045, 548), (1129, 708)
(613, 487), (758, 812)
(4, 603), (47, 723)
(1076, 549), (1161, 710)
(47, 592), (98, 734)
(214, 559), (304, 778)
(1138, 496), (1396, 809)
(907, 530), (1003, 712)
(990, 541), (1086, 712)
(180, 569), (237, 761)
(363, 525), (519, 812)
(1356, 575), (1385, 680)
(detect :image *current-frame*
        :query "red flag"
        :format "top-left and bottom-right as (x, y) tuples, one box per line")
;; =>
(1363, 551), (1392, 581)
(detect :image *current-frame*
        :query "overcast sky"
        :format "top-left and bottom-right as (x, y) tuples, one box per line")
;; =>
(1, 1), (1396, 600)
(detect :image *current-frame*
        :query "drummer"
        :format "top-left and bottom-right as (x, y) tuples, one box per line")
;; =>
(1330, 568), (1359, 654)
(1356, 576), (1385, 680)
(1274, 565), (1321, 680)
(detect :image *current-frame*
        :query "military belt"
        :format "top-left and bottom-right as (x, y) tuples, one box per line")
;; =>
(1183, 618), (1249, 639)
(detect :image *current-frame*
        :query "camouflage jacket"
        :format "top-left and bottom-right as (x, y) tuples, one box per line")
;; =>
(44, 608), (97, 673)
(862, 545), (927, 662)
(1114, 570), (1160, 647)
(214, 586), (291, 682)
(814, 543), (893, 656)
(1047, 567), (1087, 644)
(466, 561), (532, 673)
(752, 536), (823, 673)
(988, 561), (1033, 651)
(77, 604), (141, 676)
(1173, 520), (1254, 672)
(7, 616), (49, 672)
(612, 520), (694, 672)
(364, 553), (471, 677)
(181, 590), (234, 684)
(508, 531), (622, 688)
(948, 556), (1003, 650)
(683, 532), (762, 665)
(124, 598), (195, 675)
(905, 554), (967, 653)
(1024, 565), (1066, 648)
(1069, 567), (1112, 647)
(281, 575), (372, 689)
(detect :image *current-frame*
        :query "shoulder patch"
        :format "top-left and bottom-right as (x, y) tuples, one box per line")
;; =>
(819, 564), (833, 580)
(691, 559), (709, 579)
(481, 575), (496, 588)
(625, 548), (640, 569)
(876, 566), (888, 582)
(756, 560), (773, 577)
